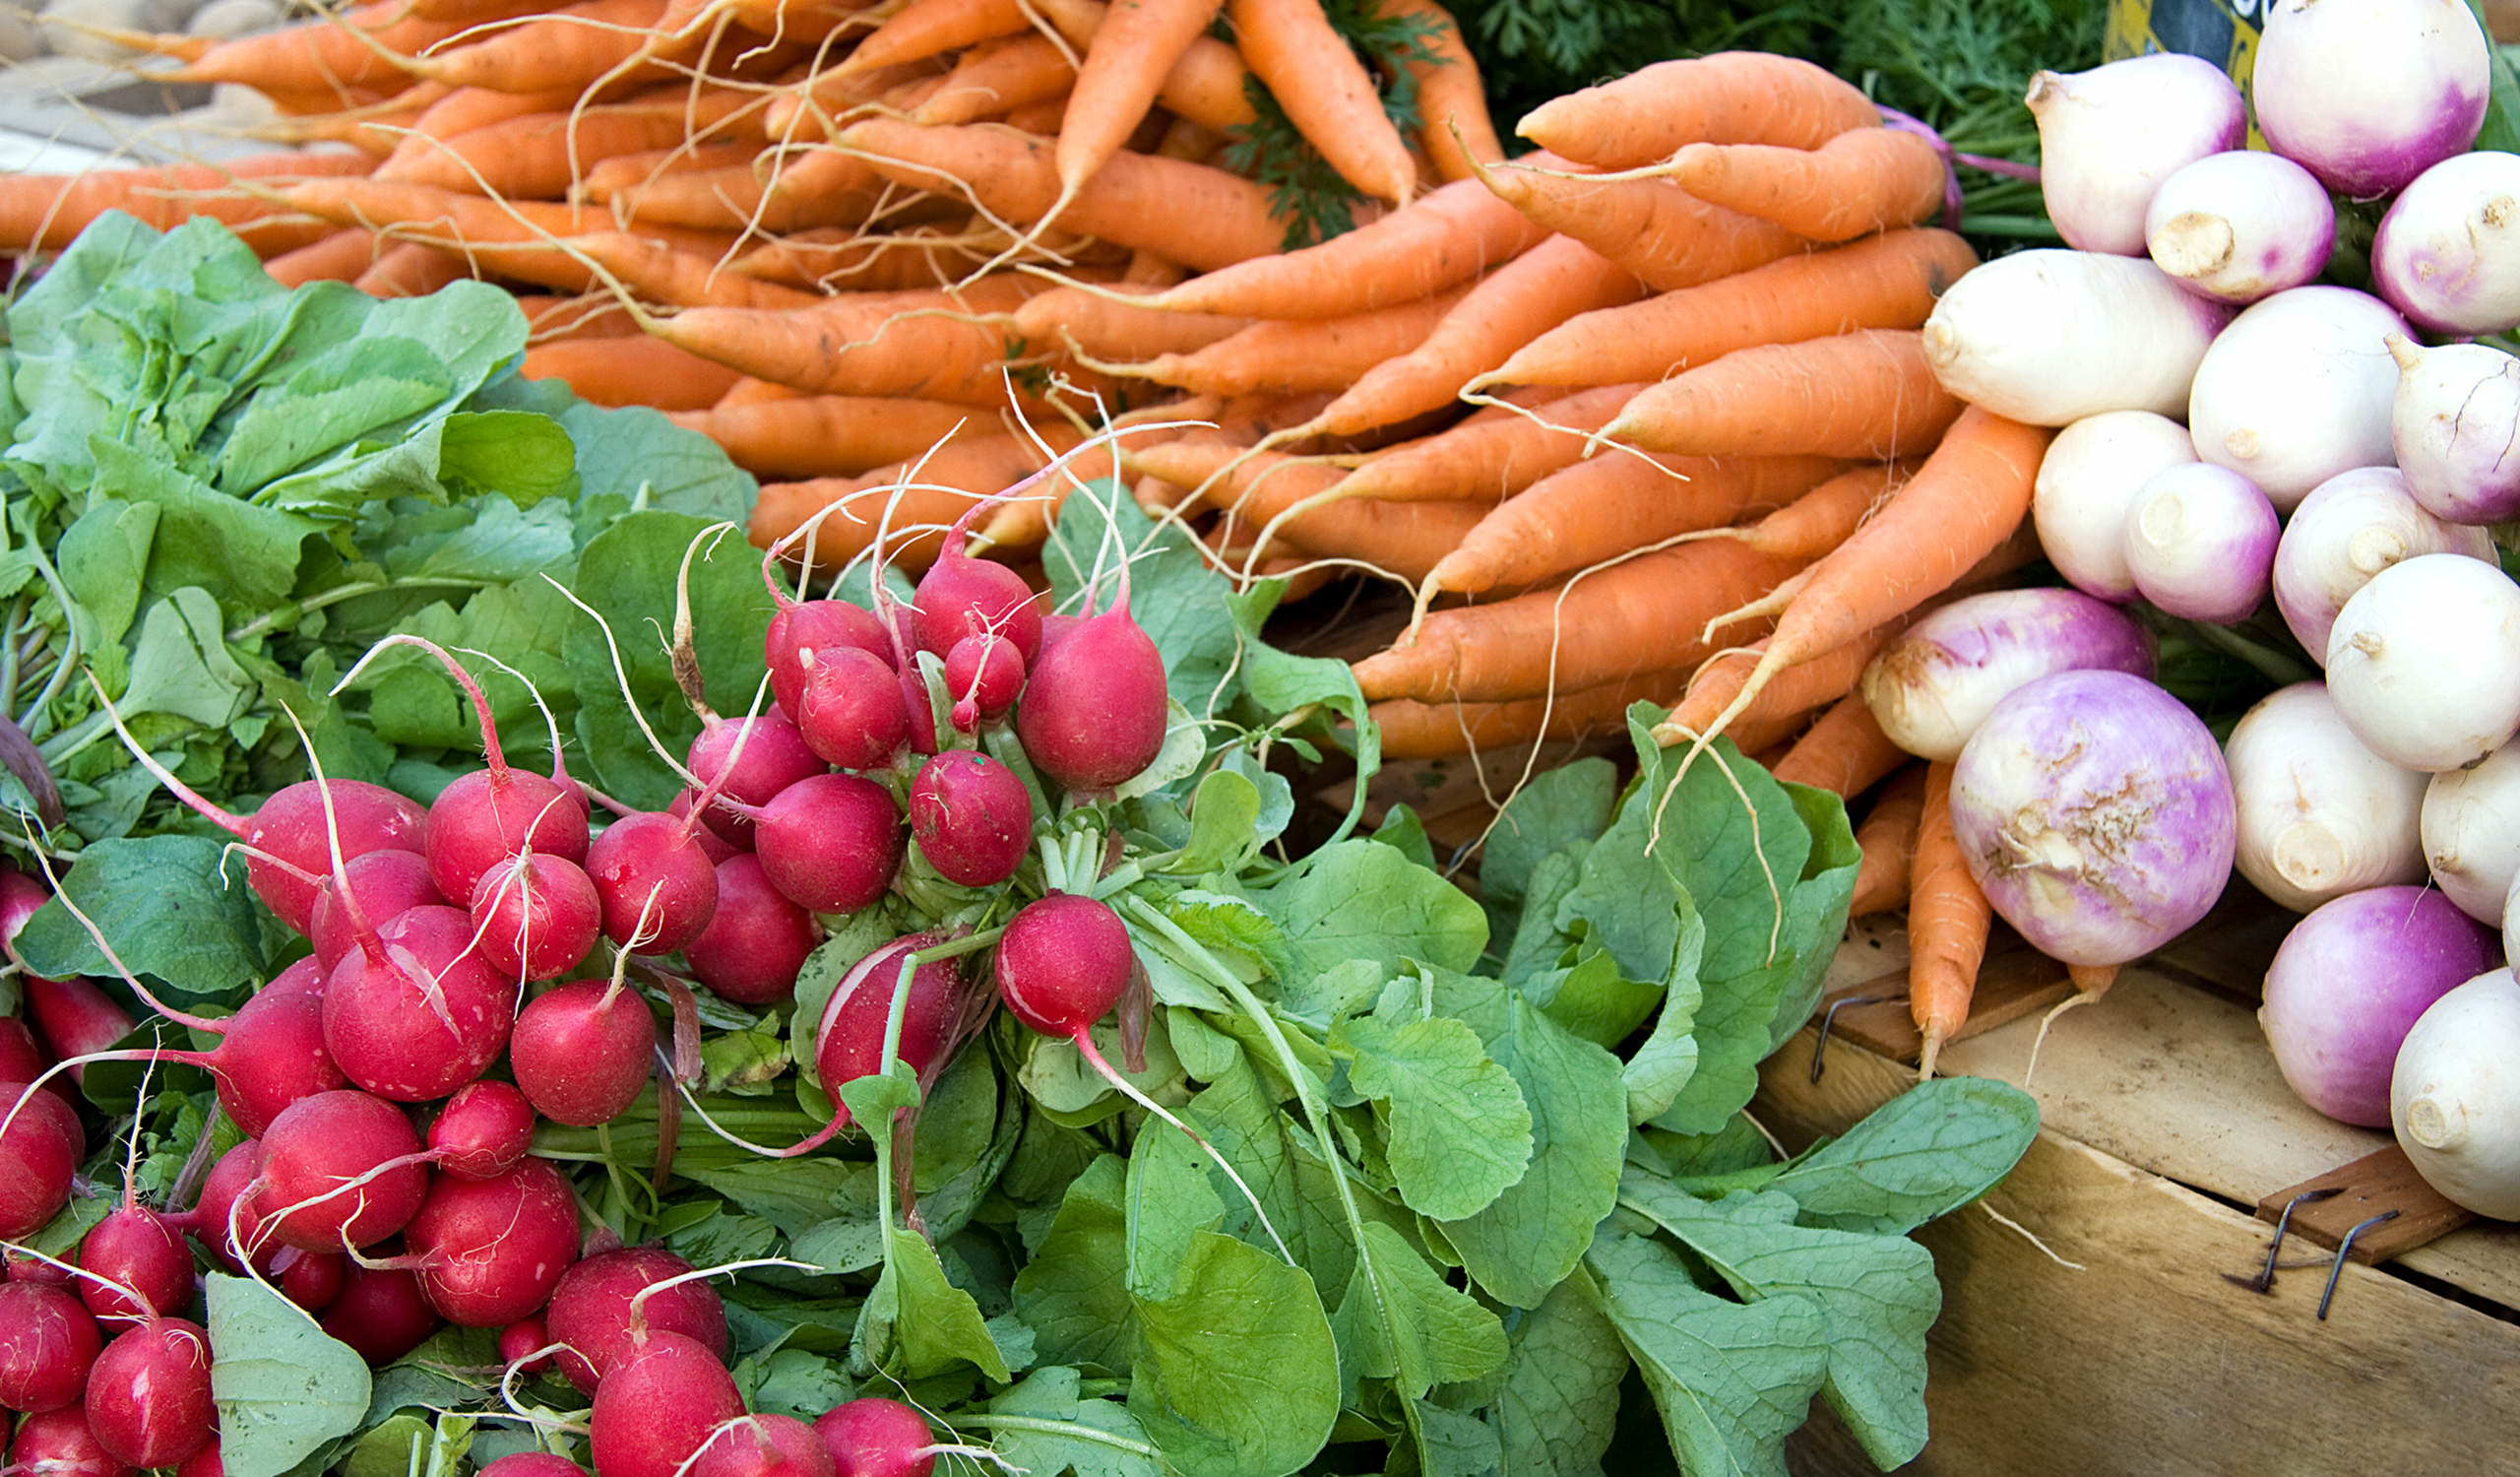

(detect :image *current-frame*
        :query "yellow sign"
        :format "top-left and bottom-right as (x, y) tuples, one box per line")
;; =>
(2104, 0), (2266, 147)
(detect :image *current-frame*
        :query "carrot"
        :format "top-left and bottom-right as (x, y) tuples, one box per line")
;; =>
(712, 377), (805, 407)
(837, 0), (1033, 73)
(726, 226), (1002, 289)
(1473, 155), (1812, 292)
(279, 82), (449, 156)
(1372, 670), (1678, 759)
(264, 227), (380, 287)
(1106, 286), (1467, 397)
(749, 430), (1072, 566)
(520, 295), (641, 339)
(651, 279), (1068, 402)
(1708, 462), (1904, 560)
(609, 149), (895, 234)
(411, 0), (681, 93)
(837, 119), (1287, 270)
(1472, 227), (1979, 392)
(1652, 406), (2054, 752)
(1368, 0), (1500, 183)
(568, 234), (823, 308)
(1666, 128), (1951, 243)
(1596, 330), (1963, 461)
(1056, 0), (1227, 197)
(354, 241), (468, 296)
(1300, 234), (1642, 438)
(1010, 285), (1249, 359)
(1769, 692), (1909, 800)
(159, 2), (497, 92)
(1664, 617), (1908, 743)
(1228, 0), (1418, 205)
(1846, 764), (1924, 916)
(578, 143), (766, 198)
(911, 32), (1080, 124)
(0, 154), (371, 254)
(1353, 538), (1803, 702)
(284, 176), (712, 247)
(1333, 381), (1645, 502)
(377, 86), (582, 178)
(524, 335), (745, 409)
(1124, 444), (1481, 580)
(668, 395), (980, 478)
(1517, 51), (1883, 169)
(1911, 760), (1990, 1078)
(1425, 454), (1848, 596)
(387, 96), (769, 197)
(1225, 493), (1485, 584)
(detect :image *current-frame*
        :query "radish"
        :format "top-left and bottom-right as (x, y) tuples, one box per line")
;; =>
(307, 851), (442, 974)
(427, 1080), (536, 1182)
(589, 1330), (744, 1477)
(667, 793), (743, 866)
(1950, 670), (2236, 976)
(682, 856), (819, 1006)
(250, 1088), (429, 1252)
(0, 1283), (101, 1413)
(2421, 738), (2520, 922)
(2123, 463), (2282, 623)
(758, 529), (897, 715)
(944, 633), (1024, 734)
(83, 1317), (213, 1469)
(177, 1443), (221, 1477)
(496, 1317), (553, 1376)
(685, 712), (826, 850)
(1015, 566), (1169, 796)
(2144, 150), (2336, 303)
(478, 1455), (586, 1477)
(2225, 683), (2427, 912)
(2272, 467), (2495, 662)
(2392, 968), (2520, 1217)
(2252, 0), (2488, 200)
(746, 774), (907, 915)
(10, 1404), (134, 1477)
(913, 502), (1045, 664)
(583, 811), (723, 955)
(693, 1415), (838, 1477)
(395, 1157), (580, 1326)
(2371, 150), (2520, 334)
(2026, 55), (2244, 256)
(790, 646), (914, 771)
(2325, 553), (2520, 771)
(5, 869), (136, 1074)
(261, 956), (326, 1003)
(75, 1206), (191, 1326)
(2032, 411), (2200, 602)
(814, 1398), (934, 1477)
(274, 1248), (344, 1314)
(172, 1141), (264, 1273)
(2187, 287), (2411, 510)
(469, 851), (602, 984)
(2260, 886), (2495, 1125)
(1921, 249), (2235, 425)
(509, 974), (660, 1127)
(907, 751), (1033, 887)
(0, 1082), (81, 1240)
(319, 1258), (441, 1365)
(322, 903), (520, 1102)
(812, 935), (985, 1134)
(544, 1247), (728, 1395)
(0, 1019), (44, 1088)
(1860, 588), (2154, 763)
(2387, 336), (2520, 524)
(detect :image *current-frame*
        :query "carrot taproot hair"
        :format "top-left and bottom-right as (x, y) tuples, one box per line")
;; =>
(1054, 0), (1227, 198)
(1368, 0), (1500, 183)
(1665, 127), (1951, 243)
(524, 335), (746, 409)
(1332, 380), (1645, 502)
(1228, 0), (1417, 205)
(1009, 285), (1250, 359)
(1517, 51), (1882, 169)
(913, 32), (1081, 124)
(1594, 329), (1964, 461)
(750, 429), (1075, 566)
(668, 395), (980, 478)
(264, 227), (381, 287)
(1768, 692), (1909, 800)
(724, 225), (1002, 290)
(1469, 153), (1810, 292)
(1846, 763), (1924, 916)
(1911, 760), (1990, 1078)
(1472, 228), (1978, 392)
(1100, 286), (1467, 397)
(1665, 616), (1908, 743)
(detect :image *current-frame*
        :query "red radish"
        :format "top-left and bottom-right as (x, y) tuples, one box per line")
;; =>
(83, 1318), (213, 1469)
(273, 1247), (344, 1313)
(177, 1443), (221, 1477)
(1013, 572), (1168, 795)
(10, 1404), (134, 1477)
(469, 852), (602, 984)
(667, 793), (744, 864)
(262, 957), (326, 1003)
(5, 1251), (73, 1284)
(306, 852), (442, 974)
(0, 1083), (81, 1240)
(589, 1331), (744, 1477)
(0, 1282), (101, 1413)
(20, 975), (135, 1080)
(943, 634), (1024, 733)
(813, 1398), (933, 1477)
(790, 647), (913, 771)
(509, 975), (659, 1127)
(172, 1141), (264, 1272)
(0, 1020), (44, 1087)
(251, 1089), (428, 1252)
(74, 1208), (191, 1326)
(747, 775), (907, 915)
(907, 752), (1032, 888)
(888, 608), (942, 759)
(682, 857), (819, 1006)
(478, 1455), (586, 1477)
(544, 1247), (728, 1395)
(913, 503), (1044, 663)
(320, 1257), (441, 1365)
(583, 812), (722, 955)
(322, 904), (521, 1102)
(764, 593), (897, 718)
(427, 1081), (536, 1182)
(694, 1414), (836, 1477)
(812, 935), (983, 1136)
(686, 713), (826, 850)
(341, 638), (590, 907)
(396, 1158), (580, 1326)
(498, 1316), (553, 1375)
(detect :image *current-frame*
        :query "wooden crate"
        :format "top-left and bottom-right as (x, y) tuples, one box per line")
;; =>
(1765, 895), (2520, 1477)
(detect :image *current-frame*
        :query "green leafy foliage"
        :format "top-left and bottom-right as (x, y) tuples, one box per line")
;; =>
(208, 1275), (373, 1477)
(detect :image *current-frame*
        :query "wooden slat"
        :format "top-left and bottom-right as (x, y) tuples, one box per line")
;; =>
(1819, 928), (2072, 1065)
(2257, 1146), (2478, 1264)
(2144, 877), (2297, 1001)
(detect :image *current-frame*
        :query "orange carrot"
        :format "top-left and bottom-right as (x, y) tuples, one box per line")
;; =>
(837, 0), (1032, 73)
(1372, 671), (1680, 759)
(284, 176), (721, 249)
(1426, 454), (1849, 596)
(1667, 127), (1950, 243)
(749, 430), (1070, 566)
(1517, 51), (1883, 169)
(412, 0), (687, 93)
(1652, 406), (2053, 750)
(1769, 693), (1909, 800)
(651, 279), (1069, 403)
(567, 234), (822, 308)
(1228, 0), (1417, 205)
(159, 2), (498, 92)
(1010, 285), (1249, 359)
(524, 335), (745, 409)
(264, 227), (380, 287)
(1369, 0), (1500, 183)
(624, 154), (888, 234)
(913, 32), (1081, 124)
(1001, 95), (1077, 133)
(1056, 0), (1227, 197)
(1709, 463), (1904, 560)
(838, 118), (1287, 270)
(578, 143), (766, 199)
(1109, 286), (1467, 397)
(1847, 764), (1924, 916)
(1473, 227), (1978, 392)
(1125, 443), (1479, 577)
(1334, 381), (1646, 502)
(668, 395), (980, 478)
(1911, 759), (1990, 1077)
(387, 96), (769, 197)
(1470, 154), (1811, 292)
(0, 154), (370, 254)
(520, 295), (641, 339)
(1664, 617), (1908, 742)
(1301, 234), (1642, 437)
(713, 377), (806, 407)
(376, 86), (582, 178)
(1354, 538), (1803, 702)
(1597, 330), (1963, 460)
(354, 241), (468, 296)
(725, 226), (1001, 289)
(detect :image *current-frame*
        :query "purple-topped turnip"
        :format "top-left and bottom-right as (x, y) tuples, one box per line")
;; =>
(1860, 588), (2153, 762)
(2272, 467), (2494, 663)
(2224, 683), (2426, 913)
(2259, 886), (2495, 1126)
(2421, 738), (2520, 923)
(2026, 55), (2244, 256)
(2144, 150), (2335, 304)
(2123, 463), (2280, 623)
(2252, 0), (2488, 200)
(2032, 411), (2199, 603)
(2372, 151), (2520, 335)
(2325, 553), (2520, 772)
(2393, 968), (2520, 1218)
(2388, 337), (2520, 525)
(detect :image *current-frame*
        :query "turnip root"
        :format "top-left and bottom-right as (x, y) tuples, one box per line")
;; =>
(2325, 553), (2520, 771)
(2187, 287), (2410, 509)
(1922, 250), (2235, 425)
(2032, 411), (2200, 602)
(2273, 467), (2496, 662)
(2027, 55), (2244, 256)
(2393, 968), (2520, 1217)
(2253, 0), (2488, 199)
(2422, 738), (2520, 922)
(2387, 336), (2520, 524)
(2225, 683), (2427, 912)
(2372, 151), (2520, 335)
(1860, 589), (2154, 762)
(2123, 464), (2281, 623)
(2259, 886), (2495, 1125)
(2144, 150), (2336, 303)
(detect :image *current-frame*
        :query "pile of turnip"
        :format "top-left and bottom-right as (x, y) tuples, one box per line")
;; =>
(0, 478), (1201, 1476)
(1898, 0), (2520, 1220)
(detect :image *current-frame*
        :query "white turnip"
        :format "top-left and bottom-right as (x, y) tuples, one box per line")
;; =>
(2422, 738), (2520, 922)
(2387, 336), (2520, 524)
(1922, 249), (2235, 425)
(2224, 683), (2427, 912)
(2027, 54), (2244, 256)
(2187, 287), (2411, 509)
(2325, 553), (2520, 771)
(2144, 150), (2336, 303)
(2371, 151), (2520, 335)
(2031, 410), (2200, 602)
(2392, 968), (2520, 1217)
(2272, 467), (2496, 663)
(2123, 463), (2281, 623)
(2252, 0), (2488, 199)
(2259, 886), (2495, 1125)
